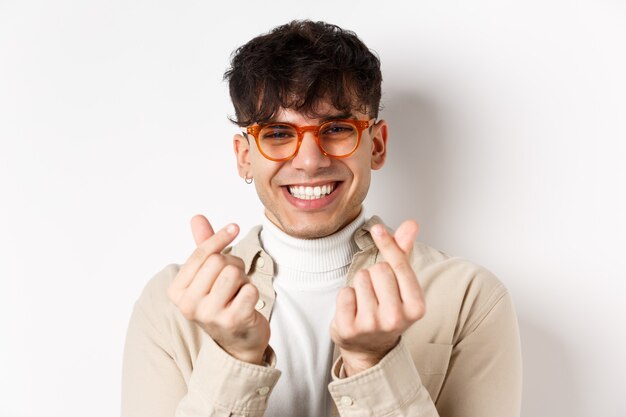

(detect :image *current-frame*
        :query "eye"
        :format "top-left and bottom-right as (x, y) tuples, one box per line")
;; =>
(320, 122), (356, 137)
(260, 125), (296, 140)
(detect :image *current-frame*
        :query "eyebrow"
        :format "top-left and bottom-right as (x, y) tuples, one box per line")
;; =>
(265, 113), (356, 125)
(320, 113), (355, 122)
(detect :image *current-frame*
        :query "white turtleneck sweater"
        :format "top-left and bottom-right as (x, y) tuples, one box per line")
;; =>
(260, 213), (365, 417)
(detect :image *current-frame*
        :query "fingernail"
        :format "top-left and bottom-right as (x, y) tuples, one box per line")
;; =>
(371, 224), (384, 237)
(226, 224), (237, 234)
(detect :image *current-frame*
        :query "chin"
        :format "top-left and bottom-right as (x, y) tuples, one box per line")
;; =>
(280, 221), (341, 239)
(263, 197), (363, 239)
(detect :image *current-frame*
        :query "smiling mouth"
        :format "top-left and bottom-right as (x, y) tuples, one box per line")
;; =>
(286, 182), (338, 200)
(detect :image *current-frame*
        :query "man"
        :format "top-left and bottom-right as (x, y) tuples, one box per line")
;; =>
(122, 20), (522, 417)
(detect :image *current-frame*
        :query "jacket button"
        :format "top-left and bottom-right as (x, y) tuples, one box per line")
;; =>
(340, 396), (353, 406)
(257, 257), (265, 268)
(257, 386), (270, 396)
(255, 299), (265, 310)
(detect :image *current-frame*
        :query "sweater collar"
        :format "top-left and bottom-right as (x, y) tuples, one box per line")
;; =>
(259, 212), (365, 273)
(230, 215), (385, 275)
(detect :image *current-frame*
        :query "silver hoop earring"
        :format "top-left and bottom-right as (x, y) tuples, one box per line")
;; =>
(244, 176), (253, 184)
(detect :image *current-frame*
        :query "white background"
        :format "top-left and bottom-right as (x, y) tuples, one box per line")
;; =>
(1, 1), (625, 416)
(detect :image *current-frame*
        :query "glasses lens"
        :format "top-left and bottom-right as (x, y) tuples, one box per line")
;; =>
(319, 121), (358, 156)
(258, 124), (298, 160)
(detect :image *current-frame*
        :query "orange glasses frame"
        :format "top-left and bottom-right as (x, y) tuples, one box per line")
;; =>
(246, 118), (375, 162)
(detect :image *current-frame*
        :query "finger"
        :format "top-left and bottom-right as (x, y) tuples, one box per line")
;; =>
(174, 255), (226, 315)
(370, 223), (413, 274)
(394, 220), (419, 254)
(353, 271), (378, 329)
(333, 287), (357, 336)
(368, 262), (407, 331)
(191, 214), (215, 246)
(184, 254), (243, 302)
(171, 223), (240, 292)
(208, 265), (248, 309)
(228, 282), (259, 322)
(370, 222), (422, 303)
(368, 262), (401, 309)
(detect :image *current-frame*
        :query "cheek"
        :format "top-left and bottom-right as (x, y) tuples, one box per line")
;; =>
(350, 162), (374, 202)
(251, 163), (286, 197)
(249, 154), (279, 181)
(249, 152), (263, 175)
(347, 157), (373, 186)
(355, 172), (372, 197)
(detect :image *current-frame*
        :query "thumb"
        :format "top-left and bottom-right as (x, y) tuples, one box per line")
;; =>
(394, 220), (419, 255)
(191, 214), (215, 246)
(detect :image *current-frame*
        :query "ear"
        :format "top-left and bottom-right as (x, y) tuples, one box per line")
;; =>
(233, 133), (252, 178)
(370, 119), (388, 170)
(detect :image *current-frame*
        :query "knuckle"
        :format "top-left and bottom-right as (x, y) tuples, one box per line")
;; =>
(406, 300), (426, 321)
(207, 253), (227, 270)
(216, 267), (245, 291)
(338, 326), (357, 341)
(222, 264), (242, 278)
(368, 264), (382, 277)
(381, 311), (403, 331)
(233, 286), (258, 314)
(353, 272), (370, 288)
(357, 315), (377, 332)
(191, 246), (209, 263)
(371, 262), (392, 275)
(177, 299), (196, 320)
(241, 282), (259, 299)
(219, 313), (239, 331)
(227, 254), (245, 269)
(336, 287), (355, 305)
(392, 261), (411, 275)
(195, 304), (214, 324)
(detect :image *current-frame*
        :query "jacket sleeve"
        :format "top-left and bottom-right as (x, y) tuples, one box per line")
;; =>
(121, 266), (281, 417)
(327, 290), (522, 416)
(328, 340), (441, 416)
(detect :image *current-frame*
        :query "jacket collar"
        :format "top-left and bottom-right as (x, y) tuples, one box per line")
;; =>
(230, 215), (386, 274)
(353, 215), (384, 251)
(230, 225), (266, 275)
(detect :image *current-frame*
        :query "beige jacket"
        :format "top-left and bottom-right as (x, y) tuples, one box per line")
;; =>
(122, 216), (522, 417)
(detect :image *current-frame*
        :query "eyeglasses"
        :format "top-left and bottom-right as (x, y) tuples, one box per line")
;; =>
(246, 118), (375, 162)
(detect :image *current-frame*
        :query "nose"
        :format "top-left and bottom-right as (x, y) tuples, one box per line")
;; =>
(290, 132), (331, 172)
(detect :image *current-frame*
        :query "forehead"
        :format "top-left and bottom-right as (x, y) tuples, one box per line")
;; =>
(272, 103), (366, 124)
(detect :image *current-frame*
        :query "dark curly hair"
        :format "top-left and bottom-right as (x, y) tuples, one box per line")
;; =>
(224, 20), (382, 127)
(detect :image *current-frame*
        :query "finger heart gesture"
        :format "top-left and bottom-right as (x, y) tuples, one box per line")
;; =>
(167, 215), (270, 365)
(330, 220), (425, 376)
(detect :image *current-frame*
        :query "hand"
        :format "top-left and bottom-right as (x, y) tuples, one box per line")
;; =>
(167, 215), (270, 365)
(330, 220), (425, 376)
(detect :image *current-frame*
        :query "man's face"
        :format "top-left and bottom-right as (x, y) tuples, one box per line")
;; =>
(233, 103), (388, 239)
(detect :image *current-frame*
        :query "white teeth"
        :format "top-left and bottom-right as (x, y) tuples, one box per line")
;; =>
(288, 183), (335, 200)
